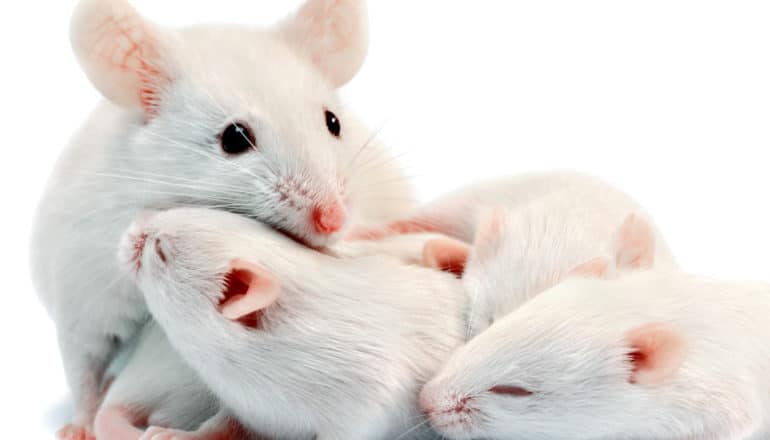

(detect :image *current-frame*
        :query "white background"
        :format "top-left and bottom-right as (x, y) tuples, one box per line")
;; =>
(2, 1), (769, 438)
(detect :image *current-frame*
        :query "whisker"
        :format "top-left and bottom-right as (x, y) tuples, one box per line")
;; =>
(393, 418), (432, 440)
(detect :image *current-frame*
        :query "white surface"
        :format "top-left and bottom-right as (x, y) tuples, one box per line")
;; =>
(2, 1), (769, 438)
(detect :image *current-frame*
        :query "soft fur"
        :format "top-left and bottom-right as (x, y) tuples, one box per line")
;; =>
(421, 272), (770, 440)
(391, 172), (677, 337)
(460, 181), (676, 337)
(32, 0), (415, 436)
(122, 208), (466, 439)
(94, 323), (220, 439)
(355, 172), (653, 242)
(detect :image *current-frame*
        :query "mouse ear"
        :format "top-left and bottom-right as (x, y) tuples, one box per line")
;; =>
(566, 256), (612, 279)
(625, 323), (687, 386)
(219, 260), (281, 322)
(70, 0), (177, 115)
(613, 214), (656, 270)
(423, 237), (471, 277)
(280, 0), (369, 87)
(472, 207), (507, 260)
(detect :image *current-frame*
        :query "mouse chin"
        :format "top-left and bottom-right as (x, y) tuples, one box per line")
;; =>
(430, 422), (480, 440)
(270, 220), (346, 250)
(218, 207), (344, 249)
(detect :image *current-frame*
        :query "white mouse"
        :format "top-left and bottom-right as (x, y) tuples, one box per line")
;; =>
(118, 208), (467, 440)
(92, 322), (238, 440)
(91, 230), (454, 440)
(420, 271), (770, 440)
(352, 171), (656, 243)
(417, 175), (676, 337)
(31, 0), (415, 437)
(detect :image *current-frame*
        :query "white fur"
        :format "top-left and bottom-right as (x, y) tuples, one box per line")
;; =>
(422, 271), (770, 440)
(334, 232), (452, 265)
(91, 230), (452, 439)
(32, 0), (414, 430)
(96, 323), (218, 435)
(124, 208), (466, 439)
(391, 171), (665, 242)
(424, 172), (676, 336)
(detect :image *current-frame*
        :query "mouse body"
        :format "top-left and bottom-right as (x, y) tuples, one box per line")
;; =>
(120, 208), (466, 440)
(93, 322), (221, 440)
(31, 0), (414, 436)
(93, 230), (452, 440)
(421, 271), (770, 440)
(353, 171), (636, 243)
(416, 173), (676, 337)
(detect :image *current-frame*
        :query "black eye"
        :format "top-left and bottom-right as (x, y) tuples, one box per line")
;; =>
(220, 122), (256, 155)
(489, 385), (534, 397)
(325, 110), (341, 137)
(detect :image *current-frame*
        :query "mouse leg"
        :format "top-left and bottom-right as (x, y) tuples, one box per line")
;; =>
(56, 331), (120, 438)
(56, 424), (96, 440)
(140, 410), (252, 440)
(347, 216), (444, 241)
(94, 405), (146, 440)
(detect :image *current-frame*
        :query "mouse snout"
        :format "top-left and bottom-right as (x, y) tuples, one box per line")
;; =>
(311, 201), (346, 235)
(420, 388), (472, 415)
(119, 211), (165, 274)
(419, 385), (479, 437)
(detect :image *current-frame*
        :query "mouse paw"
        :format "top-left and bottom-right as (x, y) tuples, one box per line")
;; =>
(56, 424), (95, 440)
(140, 426), (198, 440)
(346, 226), (389, 241)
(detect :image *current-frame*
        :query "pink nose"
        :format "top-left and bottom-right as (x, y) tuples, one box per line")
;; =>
(311, 202), (346, 235)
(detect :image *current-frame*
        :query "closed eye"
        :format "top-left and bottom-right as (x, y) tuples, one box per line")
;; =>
(489, 385), (534, 397)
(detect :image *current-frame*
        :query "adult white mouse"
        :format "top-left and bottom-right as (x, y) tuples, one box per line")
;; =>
(119, 207), (467, 440)
(419, 177), (676, 337)
(31, 0), (415, 437)
(420, 271), (770, 440)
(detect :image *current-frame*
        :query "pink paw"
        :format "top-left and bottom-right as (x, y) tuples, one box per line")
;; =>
(56, 424), (95, 440)
(140, 426), (198, 440)
(345, 226), (390, 241)
(347, 219), (438, 241)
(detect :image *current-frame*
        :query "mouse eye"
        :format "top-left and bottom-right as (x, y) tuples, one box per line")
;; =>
(220, 122), (256, 155)
(489, 385), (534, 397)
(325, 110), (341, 138)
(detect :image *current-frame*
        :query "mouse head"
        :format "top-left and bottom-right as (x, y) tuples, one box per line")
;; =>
(432, 209), (658, 337)
(420, 279), (688, 440)
(119, 208), (299, 328)
(72, 0), (379, 247)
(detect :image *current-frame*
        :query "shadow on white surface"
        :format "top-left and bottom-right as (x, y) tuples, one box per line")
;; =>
(42, 396), (74, 434)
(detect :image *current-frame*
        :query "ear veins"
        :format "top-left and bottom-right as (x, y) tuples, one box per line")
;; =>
(74, 0), (169, 114)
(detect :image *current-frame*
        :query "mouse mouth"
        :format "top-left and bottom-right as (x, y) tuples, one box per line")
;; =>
(269, 223), (333, 253)
(219, 269), (263, 329)
(205, 205), (332, 251)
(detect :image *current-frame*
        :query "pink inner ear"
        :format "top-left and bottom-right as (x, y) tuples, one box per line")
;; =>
(423, 238), (471, 276)
(627, 323), (687, 386)
(472, 207), (507, 259)
(615, 214), (655, 270)
(566, 257), (611, 279)
(71, 0), (170, 114)
(218, 260), (279, 327)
